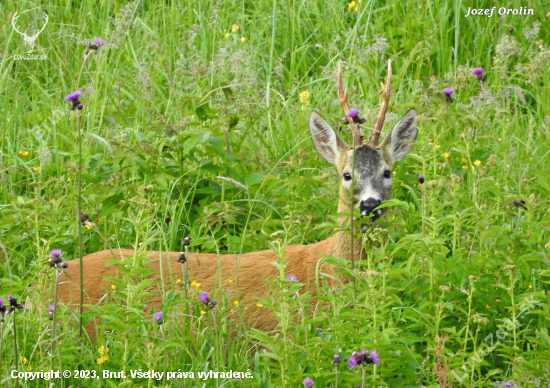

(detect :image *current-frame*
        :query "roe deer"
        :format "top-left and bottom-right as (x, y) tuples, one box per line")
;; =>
(56, 61), (418, 336)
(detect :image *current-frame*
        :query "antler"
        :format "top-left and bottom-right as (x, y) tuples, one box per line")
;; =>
(368, 59), (392, 149)
(336, 62), (363, 148)
(11, 12), (26, 36)
(30, 13), (49, 39)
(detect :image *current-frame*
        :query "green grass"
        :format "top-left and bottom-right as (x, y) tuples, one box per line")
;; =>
(1, 0), (550, 386)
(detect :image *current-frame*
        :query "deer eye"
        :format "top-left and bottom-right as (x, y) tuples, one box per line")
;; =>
(383, 170), (391, 178)
(343, 173), (352, 181)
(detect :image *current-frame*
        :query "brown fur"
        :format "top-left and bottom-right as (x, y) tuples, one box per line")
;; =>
(58, 233), (347, 337)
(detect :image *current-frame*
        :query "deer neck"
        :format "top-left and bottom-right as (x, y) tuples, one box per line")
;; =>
(327, 189), (366, 262)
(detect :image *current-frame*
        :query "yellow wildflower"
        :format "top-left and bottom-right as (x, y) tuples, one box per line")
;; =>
(51, 198), (55, 202)
(474, 160), (481, 166)
(201, 310), (206, 315)
(98, 346), (109, 355)
(438, 166), (442, 170)
(97, 355), (109, 364)
(240, 37), (247, 43)
(32, 167), (40, 172)
(228, 280), (233, 283)
(225, 33), (230, 38)
(111, 285), (116, 291)
(233, 301), (239, 306)
(84, 220), (94, 230)
(392, 171), (396, 175)
(496, 299), (502, 302)
(461, 157), (468, 163)
(444, 152), (449, 158)
(299, 90), (310, 110)
(348, 1), (356, 9)
(67, 178), (71, 182)
(462, 166), (468, 170)
(190, 281), (196, 287)
(529, 284), (533, 289)
(21, 356), (28, 364)
(176, 279), (182, 284)
(19, 151), (29, 157)
(194, 282), (200, 287)
(435, 145), (441, 150)
(256, 303), (263, 308)
(391, 215), (395, 220)
(231, 24), (239, 32)
(486, 305), (490, 309)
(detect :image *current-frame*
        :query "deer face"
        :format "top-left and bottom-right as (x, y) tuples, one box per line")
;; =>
(309, 109), (418, 222)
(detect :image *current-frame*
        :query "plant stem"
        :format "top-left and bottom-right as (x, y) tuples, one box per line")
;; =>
(77, 112), (83, 337)
(361, 364), (366, 388)
(13, 311), (19, 372)
(161, 325), (167, 386)
(51, 270), (65, 388)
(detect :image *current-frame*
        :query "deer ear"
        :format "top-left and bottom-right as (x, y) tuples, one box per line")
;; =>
(380, 108), (418, 163)
(309, 111), (349, 165)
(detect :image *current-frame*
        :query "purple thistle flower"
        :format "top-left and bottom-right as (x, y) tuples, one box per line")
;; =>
(66, 91), (84, 110)
(177, 252), (187, 263)
(48, 305), (54, 320)
(65, 91), (81, 102)
(303, 377), (314, 388)
(286, 274), (298, 282)
(369, 350), (380, 366)
(88, 37), (105, 50)
(344, 108), (367, 124)
(153, 310), (163, 325)
(503, 383), (513, 388)
(471, 67), (484, 76)
(418, 174), (425, 184)
(347, 354), (358, 369)
(348, 108), (360, 117)
(198, 292), (209, 303)
(5, 294), (24, 315)
(50, 249), (62, 259)
(331, 354), (340, 366)
(442, 88), (455, 103)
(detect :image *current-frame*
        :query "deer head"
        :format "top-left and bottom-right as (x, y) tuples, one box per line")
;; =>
(11, 12), (49, 53)
(309, 60), (418, 223)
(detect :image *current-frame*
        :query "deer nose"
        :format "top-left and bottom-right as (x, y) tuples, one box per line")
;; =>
(360, 198), (381, 217)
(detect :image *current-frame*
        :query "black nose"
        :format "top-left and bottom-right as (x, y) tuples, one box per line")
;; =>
(360, 198), (382, 217)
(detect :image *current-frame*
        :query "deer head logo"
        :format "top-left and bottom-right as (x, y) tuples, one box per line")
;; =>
(11, 12), (49, 53)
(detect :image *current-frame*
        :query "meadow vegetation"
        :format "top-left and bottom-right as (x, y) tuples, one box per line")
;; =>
(0, 0), (550, 386)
